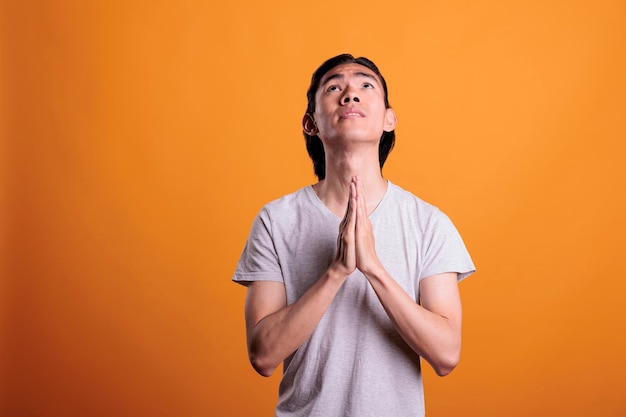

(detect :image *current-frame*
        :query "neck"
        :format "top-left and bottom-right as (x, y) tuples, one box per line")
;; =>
(313, 146), (388, 217)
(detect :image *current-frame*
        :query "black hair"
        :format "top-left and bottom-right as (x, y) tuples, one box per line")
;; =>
(304, 54), (395, 181)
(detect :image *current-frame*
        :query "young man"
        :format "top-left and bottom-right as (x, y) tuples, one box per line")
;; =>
(233, 54), (475, 416)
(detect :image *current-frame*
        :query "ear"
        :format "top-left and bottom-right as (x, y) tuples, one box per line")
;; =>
(383, 108), (397, 132)
(302, 113), (318, 136)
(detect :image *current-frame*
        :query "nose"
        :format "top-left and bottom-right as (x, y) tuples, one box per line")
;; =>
(341, 89), (360, 104)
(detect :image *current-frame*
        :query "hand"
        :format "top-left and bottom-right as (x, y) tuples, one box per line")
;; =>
(332, 180), (357, 277)
(353, 176), (382, 276)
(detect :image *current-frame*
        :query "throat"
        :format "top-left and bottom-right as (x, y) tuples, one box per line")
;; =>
(313, 177), (388, 218)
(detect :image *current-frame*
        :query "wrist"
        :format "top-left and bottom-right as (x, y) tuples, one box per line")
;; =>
(360, 262), (386, 282)
(327, 263), (352, 282)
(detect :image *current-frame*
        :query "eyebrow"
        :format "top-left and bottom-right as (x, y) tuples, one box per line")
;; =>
(320, 71), (378, 87)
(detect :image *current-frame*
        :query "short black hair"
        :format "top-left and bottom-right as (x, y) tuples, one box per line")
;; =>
(304, 54), (395, 181)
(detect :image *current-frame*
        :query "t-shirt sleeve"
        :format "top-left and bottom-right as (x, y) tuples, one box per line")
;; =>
(421, 209), (476, 282)
(232, 207), (284, 286)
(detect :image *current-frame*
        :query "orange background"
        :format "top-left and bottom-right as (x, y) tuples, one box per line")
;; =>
(2, 1), (626, 416)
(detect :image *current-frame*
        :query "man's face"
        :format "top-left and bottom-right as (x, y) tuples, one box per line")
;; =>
(310, 63), (396, 147)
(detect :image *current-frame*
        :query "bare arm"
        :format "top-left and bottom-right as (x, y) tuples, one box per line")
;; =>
(245, 270), (347, 377)
(244, 182), (358, 377)
(352, 175), (463, 376)
(362, 270), (462, 376)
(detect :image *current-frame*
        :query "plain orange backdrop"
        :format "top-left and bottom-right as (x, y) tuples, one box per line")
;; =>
(2, 1), (626, 416)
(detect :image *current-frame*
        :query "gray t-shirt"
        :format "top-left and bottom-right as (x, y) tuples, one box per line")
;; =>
(233, 181), (475, 417)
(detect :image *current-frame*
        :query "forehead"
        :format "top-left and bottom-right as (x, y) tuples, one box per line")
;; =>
(319, 63), (381, 86)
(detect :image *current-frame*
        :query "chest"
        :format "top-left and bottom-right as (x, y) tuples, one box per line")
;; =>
(272, 213), (422, 304)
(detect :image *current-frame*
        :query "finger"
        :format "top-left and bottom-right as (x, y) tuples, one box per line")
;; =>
(353, 175), (360, 200)
(349, 178), (355, 205)
(358, 175), (367, 205)
(348, 182), (357, 225)
(355, 177), (367, 219)
(340, 182), (353, 225)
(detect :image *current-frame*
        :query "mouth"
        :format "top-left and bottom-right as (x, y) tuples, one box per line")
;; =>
(339, 109), (365, 119)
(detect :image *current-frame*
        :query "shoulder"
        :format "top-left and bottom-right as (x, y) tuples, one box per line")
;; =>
(253, 186), (317, 231)
(386, 182), (446, 220)
(261, 186), (313, 215)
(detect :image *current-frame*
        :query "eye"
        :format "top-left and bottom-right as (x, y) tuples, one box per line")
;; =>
(327, 85), (340, 92)
(363, 82), (374, 89)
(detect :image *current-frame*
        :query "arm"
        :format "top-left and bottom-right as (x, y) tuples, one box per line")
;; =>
(244, 269), (347, 377)
(361, 270), (462, 376)
(244, 182), (359, 377)
(352, 176), (463, 376)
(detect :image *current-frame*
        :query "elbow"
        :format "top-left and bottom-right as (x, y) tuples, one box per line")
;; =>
(249, 349), (279, 378)
(248, 331), (282, 377)
(251, 359), (276, 378)
(433, 362), (457, 377)
(432, 350), (461, 377)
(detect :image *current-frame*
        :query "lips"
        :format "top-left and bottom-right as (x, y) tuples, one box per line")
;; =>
(339, 108), (365, 119)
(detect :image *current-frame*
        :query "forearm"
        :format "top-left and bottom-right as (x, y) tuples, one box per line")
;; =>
(364, 269), (461, 376)
(248, 267), (347, 376)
